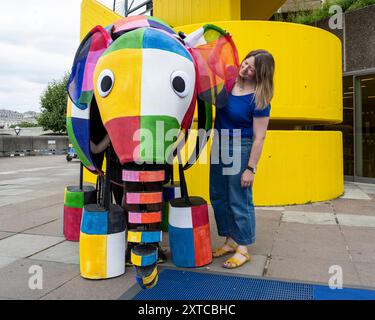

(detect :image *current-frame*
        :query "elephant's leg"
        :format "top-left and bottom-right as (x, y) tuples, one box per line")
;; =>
(123, 164), (165, 289)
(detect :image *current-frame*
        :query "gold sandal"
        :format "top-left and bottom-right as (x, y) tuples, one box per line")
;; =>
(223, 249), (251, 269)
(212, 241), (237, 258)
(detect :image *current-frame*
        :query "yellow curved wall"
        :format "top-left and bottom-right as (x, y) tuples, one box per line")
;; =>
(153, 0), (287, 26)
(80, 0), (344, 205)
(175, 130), (344, 206)
(179, 21), (343, 125)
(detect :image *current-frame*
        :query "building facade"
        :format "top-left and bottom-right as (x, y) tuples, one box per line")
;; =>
(307, 5), (375, 183)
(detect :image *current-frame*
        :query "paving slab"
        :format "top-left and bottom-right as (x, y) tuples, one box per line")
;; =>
(0, 188), (34, 196)
(0, 232), (14, 240)
(337, 214), (375, 228)
(355, 182), (375, 195)
(271, 223), (350, 261)
(340, 188), (371, 200)
(0, 234), (64, 258)
(353, 262), (375, 288)
(0, 258), (79, 300)
(283, 202), (334, 213)
(341, 226), (375, 263)
(30, 241), (79, 265)
(208, 207), (281, 251)
(255, 209), (282, 221)
(0, 257), (18, 269)
(41, 269), (136, 300)
(0, 195), (36, 208)
(331, 198), (375, 216)
(250, 217), (280, 255)
(256, 206), (285, 211)
(266, 255), (362, 287)
(0, 193), (63, 216)
(0, 177), (58, 187)
(343, 182), (362, 189)
(0, 156), (67, 171)
(0, 204), (63, 233)
(282, 211), (337, 225)
(24, 219), (64, 237)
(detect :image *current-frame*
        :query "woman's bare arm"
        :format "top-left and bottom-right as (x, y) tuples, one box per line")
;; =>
(248, 116), (270, 168)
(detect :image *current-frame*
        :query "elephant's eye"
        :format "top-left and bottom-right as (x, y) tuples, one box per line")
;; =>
(97, 69), (114, 97)
(171, 71), (189, 98)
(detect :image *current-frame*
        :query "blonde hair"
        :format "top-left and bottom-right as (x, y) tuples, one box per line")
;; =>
(237, 49), (275, 110)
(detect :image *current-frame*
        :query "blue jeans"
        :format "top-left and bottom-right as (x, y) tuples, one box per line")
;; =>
(209, 134), (256, 246)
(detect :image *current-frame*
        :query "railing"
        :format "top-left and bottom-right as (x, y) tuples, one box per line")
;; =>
(112, 0), (153, 16)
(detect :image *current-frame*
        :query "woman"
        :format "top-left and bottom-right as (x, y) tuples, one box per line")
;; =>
(210, 49), (275, 269)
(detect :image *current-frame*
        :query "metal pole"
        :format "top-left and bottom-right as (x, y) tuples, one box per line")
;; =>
(103, 147), (112, 211)
(125, 0), (129, 16)
(79, 162), (83, 190)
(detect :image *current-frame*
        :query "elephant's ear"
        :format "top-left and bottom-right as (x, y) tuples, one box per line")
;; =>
(66, 26), (111, 174)
(184, 24), (240, 109)
(67, 25), (112, 110)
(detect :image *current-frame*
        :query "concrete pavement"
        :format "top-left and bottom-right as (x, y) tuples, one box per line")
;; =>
(0, 155), (375, 299)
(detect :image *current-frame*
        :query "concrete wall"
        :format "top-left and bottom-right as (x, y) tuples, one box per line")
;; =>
(345, 5), (375, 72)
(309, 4), (375, 73)
(0, 136), (69, 157)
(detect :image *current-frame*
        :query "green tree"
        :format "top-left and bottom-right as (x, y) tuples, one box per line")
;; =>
(38, 73), (69, 133)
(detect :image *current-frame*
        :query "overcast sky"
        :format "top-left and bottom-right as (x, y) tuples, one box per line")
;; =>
(0, 0), (124, 113)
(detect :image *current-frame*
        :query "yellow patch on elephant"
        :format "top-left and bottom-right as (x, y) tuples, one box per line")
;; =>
(94, 49), (142, 124)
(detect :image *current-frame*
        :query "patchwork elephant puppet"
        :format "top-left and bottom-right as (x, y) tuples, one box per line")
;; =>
(66, 15), (239, 286)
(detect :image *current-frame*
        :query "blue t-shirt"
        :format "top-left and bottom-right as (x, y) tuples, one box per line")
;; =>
(214, 92), (271, 138)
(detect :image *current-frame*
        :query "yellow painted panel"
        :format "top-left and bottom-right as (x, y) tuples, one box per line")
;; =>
(178, 21), (343, 124)
(130, 252), (142, 266)
(79, 232), (107, 279)
(178, 130), (344, 206)
(80, 0), (122, 41)
(153, 0), (287, 26)
(83, 167), (98, 184)
(128, 231), (142, 243)
(94, 49), (142, 124)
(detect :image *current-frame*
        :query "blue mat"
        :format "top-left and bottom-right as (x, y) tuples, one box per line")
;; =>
(131, 269), (375, 300)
